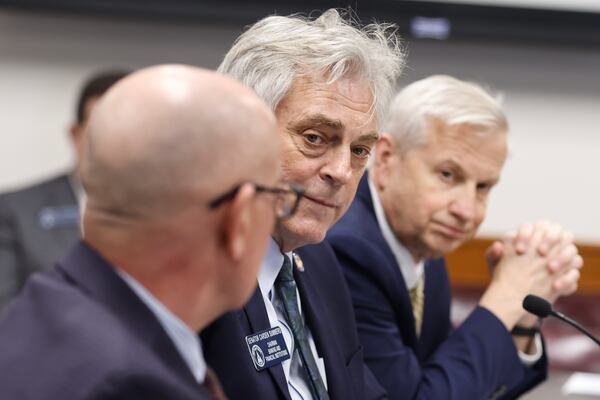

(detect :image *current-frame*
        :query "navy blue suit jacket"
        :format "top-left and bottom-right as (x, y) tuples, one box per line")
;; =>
(201, 241), (387, 400)
(0, 241), (210, 400)
(326, 174), (547, 399)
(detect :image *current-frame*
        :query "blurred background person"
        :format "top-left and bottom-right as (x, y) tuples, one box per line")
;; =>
(0, 70), (128, 311)
(327, 75), (583, 399)
(0, 64), (282, 400)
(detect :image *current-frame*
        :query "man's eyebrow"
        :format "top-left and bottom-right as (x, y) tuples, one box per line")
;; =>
(443, 158), (500, 184)
(441, 158), (466, 177)
(287, 113), (343, 131)
(358, 131), (379, 142)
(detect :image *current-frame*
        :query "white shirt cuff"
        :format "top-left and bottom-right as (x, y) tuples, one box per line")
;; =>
(518, 333), (543, 367)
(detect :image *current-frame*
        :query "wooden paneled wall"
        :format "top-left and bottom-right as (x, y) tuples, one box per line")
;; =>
(446, 238), (600, 294)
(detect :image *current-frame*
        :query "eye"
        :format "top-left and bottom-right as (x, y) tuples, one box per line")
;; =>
(477, 182), (493, 193)
(351, 146), (371, 159)
(439, 169), (454, 181)
(304, 133), (325, 146)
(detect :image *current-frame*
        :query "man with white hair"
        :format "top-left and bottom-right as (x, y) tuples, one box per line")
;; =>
(0, 65), (285, 399)
(327, 75), (583, 399)
(201, 9), (405, 400)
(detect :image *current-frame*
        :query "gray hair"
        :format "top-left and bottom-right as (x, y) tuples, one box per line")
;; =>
(218, 8), (405, 127)
(385, 75), (508, 150)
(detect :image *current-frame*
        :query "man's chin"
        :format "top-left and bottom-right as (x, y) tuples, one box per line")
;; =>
(274, 219), (328, 252)
(428, 239), (465, 258)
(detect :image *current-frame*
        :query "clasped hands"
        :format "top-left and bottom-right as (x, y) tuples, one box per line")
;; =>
(480, 220), (583, 331)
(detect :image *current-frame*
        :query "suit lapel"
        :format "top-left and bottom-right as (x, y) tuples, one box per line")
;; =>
(358, 174), (419, 349)
(242, 287), (291, 400)
(58, 241), (198, 387)
(293, 258), (350, 400)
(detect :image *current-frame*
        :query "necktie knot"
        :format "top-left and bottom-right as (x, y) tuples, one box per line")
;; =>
(203, 367), (228, 400)
(276, 255), (294, 283)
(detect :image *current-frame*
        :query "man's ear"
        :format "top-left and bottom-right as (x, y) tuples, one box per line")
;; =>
(69, 123), (81, 142)
(69, 123), (85, 155)
(221, 183), (256, 262)
(372, 133), (396, 190)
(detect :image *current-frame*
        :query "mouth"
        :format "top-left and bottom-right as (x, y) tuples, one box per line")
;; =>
(303, 194), (338, 209)
(435, 222), (468, 239)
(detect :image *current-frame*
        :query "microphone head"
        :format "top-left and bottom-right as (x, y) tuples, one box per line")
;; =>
(523, 295), (553, 318)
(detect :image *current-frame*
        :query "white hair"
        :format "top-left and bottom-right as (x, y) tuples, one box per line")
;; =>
(385, 75), (508, 151)
(218, 8), (406, 127)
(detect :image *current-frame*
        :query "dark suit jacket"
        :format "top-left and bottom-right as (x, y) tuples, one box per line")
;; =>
(326, 174), (547, 399)
(201, 241), (387, 400)
(0, 241), (211, 400)
(0, 173), (80, 310)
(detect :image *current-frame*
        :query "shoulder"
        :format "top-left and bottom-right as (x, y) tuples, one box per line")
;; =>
(327, 213), (395, 284)
(329, 192), (376, 239)
(1, 173), (70, 198)
(0, 271), (185, 397)
(295, 241), (342, 281)
(0, 173), (72, 210)
(1, 270), (149, 366)
(327, 195), (387, 261)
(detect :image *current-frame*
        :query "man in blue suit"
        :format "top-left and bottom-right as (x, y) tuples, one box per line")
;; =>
(201, 9), (405, 400)
(327, 75), (583, 399)
(0, 65), (283, 399)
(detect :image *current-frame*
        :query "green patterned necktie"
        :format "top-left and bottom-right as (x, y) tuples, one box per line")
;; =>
(274, 255), (330, 400)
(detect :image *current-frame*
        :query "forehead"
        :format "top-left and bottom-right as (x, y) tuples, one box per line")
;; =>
(276, 74), (377, 135)
(418, 118), (508, 178)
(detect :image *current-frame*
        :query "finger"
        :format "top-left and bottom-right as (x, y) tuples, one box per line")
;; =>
(514, 223), (533, 254)
(545, 229), (576, 266)
(553, 268), (580, 297)
(548, 244), (578, 272)
(527, 220), (547, 252)
(537, 222), (562, 256)
(553, 230), (575, 252)
(571, 254), (584, 270)
(485, 241), (504, 268)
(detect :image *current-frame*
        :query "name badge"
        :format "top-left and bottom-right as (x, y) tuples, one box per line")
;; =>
(37, 206), (79, 230)
(245, 326), (290, 371)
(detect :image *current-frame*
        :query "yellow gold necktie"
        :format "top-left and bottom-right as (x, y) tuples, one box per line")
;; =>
(409, 276), (425, 337)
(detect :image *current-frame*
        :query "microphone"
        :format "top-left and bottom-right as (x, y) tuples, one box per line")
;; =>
(523, 295), (600, 347)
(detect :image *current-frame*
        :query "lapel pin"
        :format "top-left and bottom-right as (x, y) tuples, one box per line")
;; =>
(293, 253), (305, 272)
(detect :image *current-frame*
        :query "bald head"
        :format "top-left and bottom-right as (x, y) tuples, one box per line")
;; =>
(81, 65), (278, 221)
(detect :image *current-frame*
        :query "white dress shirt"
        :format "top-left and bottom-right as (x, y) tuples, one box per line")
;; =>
(258, 238), (328, 400)
(117, 269), (207, 383)
(367, 176), (542, 365)
(368, 178), (424, 290)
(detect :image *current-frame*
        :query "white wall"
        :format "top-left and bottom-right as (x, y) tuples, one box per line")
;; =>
(0, 10), (240, 188)
(1, 9), (599, 241)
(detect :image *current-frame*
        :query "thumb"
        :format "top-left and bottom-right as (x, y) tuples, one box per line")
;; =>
(485, 241), (505, 270)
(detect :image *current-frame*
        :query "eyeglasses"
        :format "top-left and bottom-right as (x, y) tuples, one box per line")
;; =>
(209, 182), (305, 219)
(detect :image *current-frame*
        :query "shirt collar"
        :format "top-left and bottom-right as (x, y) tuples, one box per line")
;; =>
(368, 176), (424, 289)
(258, 237), (294, 298)
(116, 269), (207, 383)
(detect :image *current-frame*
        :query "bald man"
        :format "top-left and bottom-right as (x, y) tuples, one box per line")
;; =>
(0, 65), (287, 400)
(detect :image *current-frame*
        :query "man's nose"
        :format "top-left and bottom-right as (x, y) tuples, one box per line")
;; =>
(320, 147), (353, 186)
(448, 186), (477, 222)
